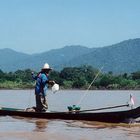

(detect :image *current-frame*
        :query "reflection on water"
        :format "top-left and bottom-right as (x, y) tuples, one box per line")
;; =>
(34, 119), (48, 132)
(65, 120), (140, 129)
(0, 116), (140, 140)
(119, 125), (140, 137)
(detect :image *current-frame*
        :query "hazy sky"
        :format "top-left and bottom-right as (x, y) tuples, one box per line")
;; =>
(0, 0), (140, 54)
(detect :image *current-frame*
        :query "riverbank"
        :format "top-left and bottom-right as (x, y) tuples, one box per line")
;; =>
(0, 84), (140, 90)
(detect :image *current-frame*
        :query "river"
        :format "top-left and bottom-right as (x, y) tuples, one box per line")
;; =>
(0, 90), (140, 140)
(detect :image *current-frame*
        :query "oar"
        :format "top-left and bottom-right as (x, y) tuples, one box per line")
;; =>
(78, 104), (129, 113)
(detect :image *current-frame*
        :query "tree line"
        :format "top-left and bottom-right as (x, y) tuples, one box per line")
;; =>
(0, 65), (140, 89)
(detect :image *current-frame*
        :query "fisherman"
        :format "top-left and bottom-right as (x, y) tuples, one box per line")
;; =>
(32, 63), (55, 112)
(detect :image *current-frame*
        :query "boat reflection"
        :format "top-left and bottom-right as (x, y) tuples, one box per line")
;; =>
(34, 119), (48, 132)
(66, 120), (140, 129)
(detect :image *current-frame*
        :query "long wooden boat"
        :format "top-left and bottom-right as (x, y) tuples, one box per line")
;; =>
(0, 106), (140, 123)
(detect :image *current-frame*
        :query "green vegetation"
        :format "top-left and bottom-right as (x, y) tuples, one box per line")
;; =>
(0, 66), (140, 89)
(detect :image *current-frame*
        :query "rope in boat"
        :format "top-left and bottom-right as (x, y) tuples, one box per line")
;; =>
(76, 66), (104, 106)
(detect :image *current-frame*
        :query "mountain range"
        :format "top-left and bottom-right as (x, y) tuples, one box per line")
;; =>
(0, 38), (140, 73)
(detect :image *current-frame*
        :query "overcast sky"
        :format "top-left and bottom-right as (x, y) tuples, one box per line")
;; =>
(0, 0), (140, 54)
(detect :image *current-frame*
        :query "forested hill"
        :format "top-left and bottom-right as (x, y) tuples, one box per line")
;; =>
(65, 38), (140, 73)
(0, 48), (31, 71)
(0, 38), (140, 73)
(0, 45), (91, 72)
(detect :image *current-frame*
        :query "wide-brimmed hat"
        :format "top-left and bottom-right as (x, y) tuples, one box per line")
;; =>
(42, 63), (52, 70)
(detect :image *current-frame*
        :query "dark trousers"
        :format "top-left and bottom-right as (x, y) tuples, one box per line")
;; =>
(35, 94), (48, 112)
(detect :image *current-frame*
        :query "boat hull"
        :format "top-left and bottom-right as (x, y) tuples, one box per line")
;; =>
(0, 107), (140, 123)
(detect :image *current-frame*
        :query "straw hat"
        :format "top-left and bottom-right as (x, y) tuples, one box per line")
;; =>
(42, 63), (52, 70)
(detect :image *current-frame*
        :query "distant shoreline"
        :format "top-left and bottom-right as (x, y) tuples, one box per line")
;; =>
(1, 66), (140, 90)
(0, 87), (140, 90)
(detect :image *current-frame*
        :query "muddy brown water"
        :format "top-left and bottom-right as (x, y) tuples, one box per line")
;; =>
(0, 90), (140, 140)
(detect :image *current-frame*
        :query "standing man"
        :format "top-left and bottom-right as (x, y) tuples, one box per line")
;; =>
(32, 63), (55, 112)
